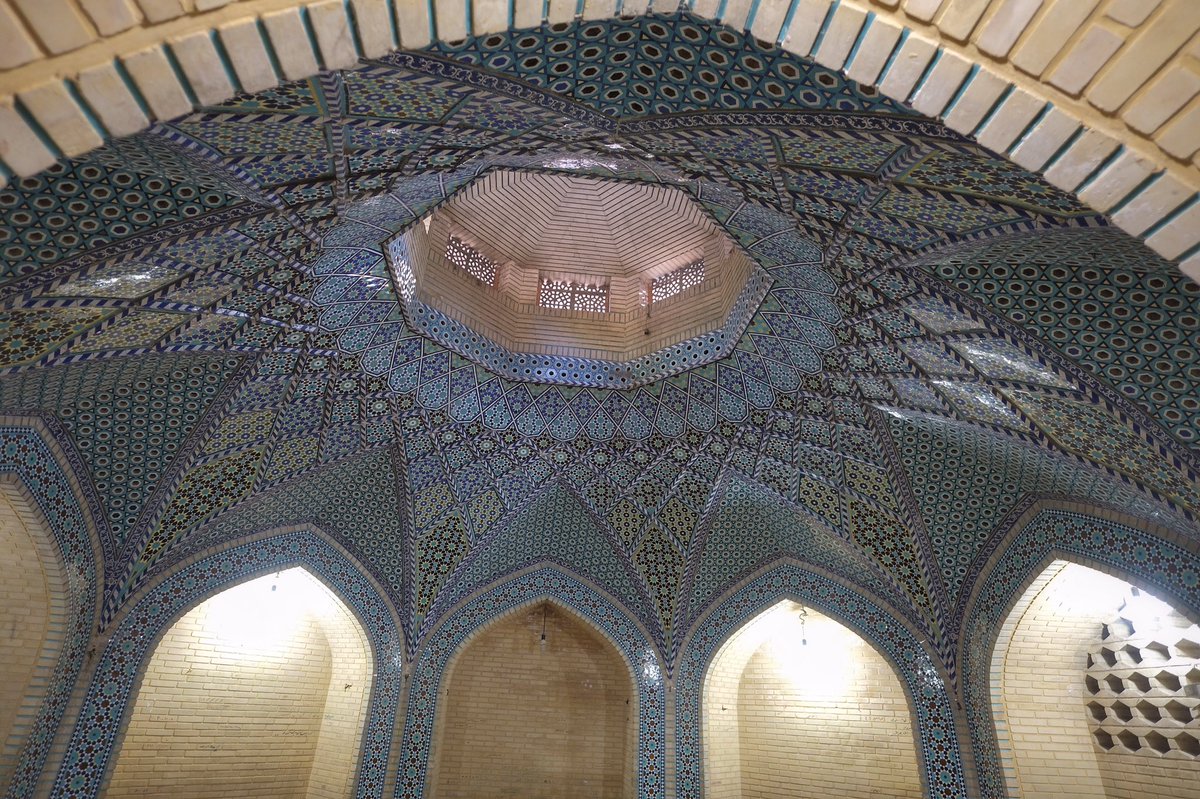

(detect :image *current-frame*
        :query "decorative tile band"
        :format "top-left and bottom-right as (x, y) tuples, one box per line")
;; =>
(1, 426), (100, 799)
(49, 531), (402, 799)
(675, 561), (967, 799)
(960, 509), (1200, 799)
(398, 566), (667, 799)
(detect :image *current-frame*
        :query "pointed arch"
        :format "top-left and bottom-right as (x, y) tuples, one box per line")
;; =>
(0, 417), (103, 799)
(959, 503), (1200, 799)
(676, 558), (969, 799)
(49, 526), (404, 799)
(399, 563), (667, 799)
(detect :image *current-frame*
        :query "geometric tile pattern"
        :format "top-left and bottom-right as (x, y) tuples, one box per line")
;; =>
(918, 227), (1200, 449)
(0, 14), (1198, 798)
(0, 426), (100, 799)
(50, 530), (402, 799)
(398, 567), (666, 799)
(675, 562), (966, 799)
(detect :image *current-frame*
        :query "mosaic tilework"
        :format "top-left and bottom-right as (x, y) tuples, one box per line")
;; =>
(399, 567), (665, 799)
(427, 14), (913, 119)
(687, 476), (913, 626)
(51, 531), (402, 799)
(0, 426), (99, 799)
(0, 19), (1195, 799)
(676, 562), (966, 799)
(1007, 391), (1200, 510)
(428, 484), (654, 639)
(0, 354), (244, 555)
(960, 510), (1200, 799)
(0, 309), (109, 367)
(0, 153), (244, 284)
(152, 449), (406, 616)
(885, 411), (1193, 604)
(918, 227), (1200, 448)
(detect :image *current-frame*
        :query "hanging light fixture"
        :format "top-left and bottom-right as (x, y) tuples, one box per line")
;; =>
(539, 604), (548, 652)
(798, 605), (808, 647)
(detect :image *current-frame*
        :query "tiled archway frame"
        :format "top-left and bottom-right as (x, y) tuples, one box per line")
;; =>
(1, 3), (1197, 272)
(959, 506), (1200, 799)
(675, 559), (967, 799)
(48, 529), (404, 799)
(399, 565), (667, 799)
(0, 421), (103, 799)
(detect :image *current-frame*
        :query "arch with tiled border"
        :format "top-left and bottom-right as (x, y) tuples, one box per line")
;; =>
(958, 502), (1200, 799)
(0, 1), (1197, 278)
(399, 563), (668, 799)
(674, 558), (970, 799)
(47, 525), (405, 799)
(0, 417), (104, 799)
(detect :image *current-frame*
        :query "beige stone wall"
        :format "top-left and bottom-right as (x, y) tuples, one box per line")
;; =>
(1, 0), (1198, 276)
(702, 600), (922, 799)
(430, 602), (635, 799)
(997, 560), (1200, 799)
(103, 568), (371, 799)
(0, 485), (67, 795)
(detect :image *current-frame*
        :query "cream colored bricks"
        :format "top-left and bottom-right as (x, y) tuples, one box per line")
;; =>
(998, 563), (1114, 798)
(262, 8), (319, 81)
(0, 486), (67, 796)
(911, 48), (972, 117)
(780, 0), (834, 60)
(813, 4), (869, 72)
(702, 601), (922, 799)
(76, 61), (149, 138)
(104, 569), (371, 799)
(431, 603), (636, 799)
(220, 19), (278, 94)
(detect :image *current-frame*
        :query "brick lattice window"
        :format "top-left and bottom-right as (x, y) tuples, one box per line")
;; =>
(650, 259), (705, 304)
(446, 236), (499, 286)
(539, 278), (609, 313)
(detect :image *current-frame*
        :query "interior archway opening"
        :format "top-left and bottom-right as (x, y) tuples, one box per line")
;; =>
(994, 559), (1200, 799)
(102, 567), (373, 799)
(430, 600), (636, 799)
(0, 484), (69, 795)
(701, 599), (923, 799)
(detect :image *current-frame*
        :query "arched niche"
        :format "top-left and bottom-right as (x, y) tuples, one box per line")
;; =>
(0, 481), (70, 793)
(960, 506), (1200, 799)
(992, 560), (1200, 799)
(0, 421), (102, 799)
(677, 560), (967, 799)
(702, 599), (923, 799)
(430, 600), (637, 799)
(52, 530), (403, 799)
(102, 567), (373, 799)
(398, 566), (666, 799)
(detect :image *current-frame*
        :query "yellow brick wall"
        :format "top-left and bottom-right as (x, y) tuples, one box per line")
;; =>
(103, 568), (371, 799)
(430, 602), (635, 799)
(0, 484), (66, 795)
(702, 601), (922, 799)
(995, 562), (1200, 799)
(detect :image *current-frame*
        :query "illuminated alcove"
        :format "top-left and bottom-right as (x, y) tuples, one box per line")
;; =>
(429, 601), (636, 799)
(0, 484), (68, 794)
(702, 600), (922, 799)
(102, 567), (372, 799)
(994, 560), (1200, 799)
